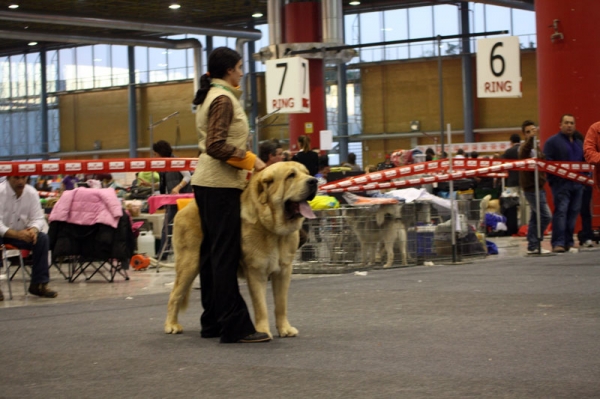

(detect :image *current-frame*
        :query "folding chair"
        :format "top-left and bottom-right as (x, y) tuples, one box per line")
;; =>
(1, 244), (30, 300)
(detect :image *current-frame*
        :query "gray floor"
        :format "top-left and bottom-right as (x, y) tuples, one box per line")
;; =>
(1, 237), (600, 398)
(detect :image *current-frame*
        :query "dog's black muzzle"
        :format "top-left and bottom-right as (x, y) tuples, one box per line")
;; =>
(306, 177), (318, 201)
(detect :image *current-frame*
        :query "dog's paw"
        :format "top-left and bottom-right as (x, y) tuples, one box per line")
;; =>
(164, 323), (184, 334)
(278, 325), (299, 338)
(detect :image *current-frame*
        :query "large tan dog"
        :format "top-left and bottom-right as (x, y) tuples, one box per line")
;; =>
(345, 204), (408, 267)
(164, 161), (318, 338)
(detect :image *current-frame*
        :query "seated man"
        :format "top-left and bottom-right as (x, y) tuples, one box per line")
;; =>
(0, 176), (58, 300)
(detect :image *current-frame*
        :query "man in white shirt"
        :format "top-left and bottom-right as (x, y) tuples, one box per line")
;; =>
(0, 176), (58, 300)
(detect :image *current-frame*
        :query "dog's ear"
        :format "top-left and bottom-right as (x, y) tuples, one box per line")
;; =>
(256, 168), (274, 205)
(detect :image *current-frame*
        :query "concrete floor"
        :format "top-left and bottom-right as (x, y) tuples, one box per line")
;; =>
(0, 235), (594, 308)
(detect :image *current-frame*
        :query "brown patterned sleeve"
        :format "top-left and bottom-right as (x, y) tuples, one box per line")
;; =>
(206, 95), (246, 161)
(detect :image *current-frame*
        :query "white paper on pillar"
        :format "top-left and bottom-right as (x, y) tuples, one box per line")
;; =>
(266, 57), (310, 114)
(320, 130), (333, 150)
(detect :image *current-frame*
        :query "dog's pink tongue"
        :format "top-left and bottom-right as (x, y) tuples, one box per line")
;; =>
(299, 201), (316, 219)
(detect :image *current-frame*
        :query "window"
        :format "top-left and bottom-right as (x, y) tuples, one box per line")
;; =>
(112, 45), (129, 86)
(408, 6), (434, 58)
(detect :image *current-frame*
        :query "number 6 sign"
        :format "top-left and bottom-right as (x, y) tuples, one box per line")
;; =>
(266, 57), (311, 114)
(476, 36), (522, 98)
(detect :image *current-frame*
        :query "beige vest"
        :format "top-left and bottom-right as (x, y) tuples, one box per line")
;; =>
(191, 79), (249, 190)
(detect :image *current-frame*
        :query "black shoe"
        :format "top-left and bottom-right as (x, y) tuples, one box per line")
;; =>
(237, 332), (271, 343)
(28, 283), (58, 298)
(0, 288), (4, 301)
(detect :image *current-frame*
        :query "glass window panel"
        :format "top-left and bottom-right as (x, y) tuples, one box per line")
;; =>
(10, 54), (25, 97)
(0, 56), (8, 98)
(148, 47), (167, 83)
(473, 3), (486, 34)
(185, 34), (206, 77)
(383, 9), (409, 60)
(93, 44), (111, 88)
(212, 36), (227, 49)
(409, 6), (434, 58)
(345, 14), (360, 46)
(165, 36), (188, 81)
(135, 47), (148, 84)
(46, 50), (58, 92)
(76, 46), (93, 90)
(434, 5), (460, 56)
(112, 45), (129, 86)
(485, 5), (510, 33)
(512, 8), (536, 49)
(359, 12), (382, 62)
(25, 53), (39, 96)
(58, 48), (75, 90)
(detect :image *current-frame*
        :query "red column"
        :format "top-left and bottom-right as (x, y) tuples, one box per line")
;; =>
(536, 0), (600, 142)
(536, 0), (600, 228)
(284, 1), (324, 152)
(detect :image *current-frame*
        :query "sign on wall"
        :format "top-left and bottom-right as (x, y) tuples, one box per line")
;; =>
(266, 57), (310, 114)
(476, 36), (522, 98)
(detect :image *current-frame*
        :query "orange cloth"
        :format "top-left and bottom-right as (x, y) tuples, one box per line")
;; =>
(583, 121), (600, 190)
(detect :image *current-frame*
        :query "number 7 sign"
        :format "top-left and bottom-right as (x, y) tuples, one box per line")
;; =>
(266, 57), (311, 114)
(476, 36), (522, 98)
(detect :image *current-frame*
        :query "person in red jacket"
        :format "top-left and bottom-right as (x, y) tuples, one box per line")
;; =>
(583, 121), (600, 191)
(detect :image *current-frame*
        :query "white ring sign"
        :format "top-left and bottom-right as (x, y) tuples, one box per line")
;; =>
(476, 36), (522, 98)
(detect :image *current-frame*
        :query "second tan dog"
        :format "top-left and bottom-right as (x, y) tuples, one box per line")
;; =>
(345, 204), (408, 268)
(164, 162), (317, 339)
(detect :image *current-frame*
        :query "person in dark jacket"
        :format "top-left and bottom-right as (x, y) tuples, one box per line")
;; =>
(152, 140), (192, 259)
(519, 120), (552, 254)
(543, 114), (584, 253)
(292, 135), (319, 176)
(502, 133), (522, 189)
(573, 130), (593, 247)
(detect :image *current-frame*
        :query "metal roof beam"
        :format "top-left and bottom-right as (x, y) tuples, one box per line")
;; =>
(0, 10), (262, 40)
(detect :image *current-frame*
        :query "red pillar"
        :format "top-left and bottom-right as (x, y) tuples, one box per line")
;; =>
(284, 1), (324, 152)
(536, 0), (600, 142)
(536, 0), (600, 228)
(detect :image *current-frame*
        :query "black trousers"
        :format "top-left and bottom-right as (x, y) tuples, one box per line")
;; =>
(193, 186), (255, 343)
(0, 232), (50, 284)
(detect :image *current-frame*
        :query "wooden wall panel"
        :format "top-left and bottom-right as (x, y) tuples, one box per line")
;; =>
(477, 51), (538, 128)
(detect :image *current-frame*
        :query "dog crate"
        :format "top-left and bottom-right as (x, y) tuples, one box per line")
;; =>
(293, 203), (418, 273)
(293, 198), (487, 274)
(407, 199), (487, 265)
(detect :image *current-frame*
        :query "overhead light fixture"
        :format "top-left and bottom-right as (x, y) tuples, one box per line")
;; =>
(349, 1), (361, 5)
(410, 120), (421, 132)
(28, 41), (37, 46)
(252, 11), (263, 18)
(169, 3), (181, 10)
(8, 4), (19, 9)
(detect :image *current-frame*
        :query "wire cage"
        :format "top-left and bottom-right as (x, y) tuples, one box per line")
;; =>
(293, 199), (487, 274)
(406, 199), (487, 265)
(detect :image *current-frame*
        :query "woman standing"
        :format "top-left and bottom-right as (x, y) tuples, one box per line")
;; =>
(190, 47), (269, 344)
(292, 135), (319, 176)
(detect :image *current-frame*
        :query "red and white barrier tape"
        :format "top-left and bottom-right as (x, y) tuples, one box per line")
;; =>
(0, 158), (197, 176)
(319, 159), (594, 194)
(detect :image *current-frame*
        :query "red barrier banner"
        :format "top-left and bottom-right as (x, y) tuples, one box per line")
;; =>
(0, 158), (198, 176)
(319, 159), (593, 194)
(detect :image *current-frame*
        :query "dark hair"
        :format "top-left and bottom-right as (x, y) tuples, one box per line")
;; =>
(521, 119), (536, 133)
(470, 151), (479, 158)
(509, 133), (521, 144)
(425, 147), (435, 156)
(298, 135), (311, 152)
(259, 139), (278, 163)
(192, 47), (242, 106)
(347, 152), (356, 164)
(152, 140), (173, 157)
(560, 114), (574, 123)
(457, 148), (465, 155)
(318, 154), (329, 170)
